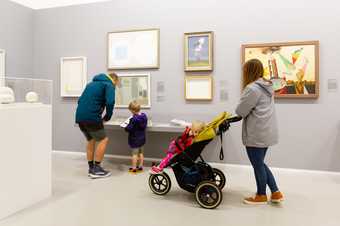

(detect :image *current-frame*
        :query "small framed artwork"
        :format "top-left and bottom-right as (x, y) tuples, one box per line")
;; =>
(185, 75), (213, 100)
(184, 31), (213, 71)
(242, 41), (319, 98)
(0, 49), (5, 86)
(108, 28), (160, 70)
(60, 56), (87, 97)
(115, 73), (151, 108)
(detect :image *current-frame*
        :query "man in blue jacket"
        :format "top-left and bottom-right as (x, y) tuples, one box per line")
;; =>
(76, 73), (119, 178)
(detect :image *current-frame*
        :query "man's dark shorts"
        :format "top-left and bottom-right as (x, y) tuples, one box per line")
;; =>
(78, 122), (106, 142)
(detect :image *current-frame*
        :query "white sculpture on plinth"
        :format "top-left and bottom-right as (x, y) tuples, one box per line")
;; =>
(0, 87), (15, 104)
(25, 91), (39, 103)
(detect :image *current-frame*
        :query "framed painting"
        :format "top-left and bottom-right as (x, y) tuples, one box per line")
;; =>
(242, 41), (319, 98)
(0, 49), (5, 86)
(185, 75), (213, 100)
(108, 28), (160, 70)
(115, 73), (151, 108)
(60, 56), (87, 97)
(184, 31), (213, 71)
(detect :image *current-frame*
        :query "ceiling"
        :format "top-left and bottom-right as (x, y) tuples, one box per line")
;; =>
(10, 0), (112, 9)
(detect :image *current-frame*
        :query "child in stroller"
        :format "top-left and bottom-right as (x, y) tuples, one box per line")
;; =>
(148, 112), (242, 209)
(149, 120), (206, 174)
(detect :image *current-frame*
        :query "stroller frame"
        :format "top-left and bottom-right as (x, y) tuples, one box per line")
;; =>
(148, 115), (241, 209)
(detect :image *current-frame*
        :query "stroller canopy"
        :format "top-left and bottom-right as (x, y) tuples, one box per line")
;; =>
(194, 112), (232, 143)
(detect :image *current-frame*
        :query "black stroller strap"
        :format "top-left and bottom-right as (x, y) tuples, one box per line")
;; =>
(175, 140), (184, 152)
(219, 132), (224, 160)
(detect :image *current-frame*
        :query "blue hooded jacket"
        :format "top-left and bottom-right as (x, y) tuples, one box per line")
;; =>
(75, 73), (115, 123)
(125, 113), (148, 148)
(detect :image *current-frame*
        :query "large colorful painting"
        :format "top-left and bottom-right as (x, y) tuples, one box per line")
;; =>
(184, 31), (213, 71)
(242, 41), (319, 98)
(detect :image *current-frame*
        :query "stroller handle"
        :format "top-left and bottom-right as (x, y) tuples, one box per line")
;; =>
(226, 116), (242, 123)
(218, 116), (242, 134)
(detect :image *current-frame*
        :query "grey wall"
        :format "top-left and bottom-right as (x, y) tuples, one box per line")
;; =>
(0, 0), (33, 76)
(33, 0), (340, 172)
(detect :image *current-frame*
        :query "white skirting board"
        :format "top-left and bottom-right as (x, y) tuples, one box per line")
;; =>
(0, 104), (52, 220)
(52, 150), (340, 176)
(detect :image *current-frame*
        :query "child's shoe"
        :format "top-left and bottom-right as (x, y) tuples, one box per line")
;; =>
(137, 166), (143, 173)
(149, 166), (162, 174)
(243, 195), (268, 205)
(271, 191), (284, 203)
(128, 168), (137, 174)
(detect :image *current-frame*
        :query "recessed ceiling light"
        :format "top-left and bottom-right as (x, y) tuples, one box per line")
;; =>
(10, 0), (112, 10)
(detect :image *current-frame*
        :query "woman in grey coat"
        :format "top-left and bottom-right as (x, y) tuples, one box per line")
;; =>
(236, 59), (284, 205)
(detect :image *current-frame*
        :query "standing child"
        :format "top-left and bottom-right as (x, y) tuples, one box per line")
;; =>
(150, 121), (205, 174)
(125, 100), (148, 173)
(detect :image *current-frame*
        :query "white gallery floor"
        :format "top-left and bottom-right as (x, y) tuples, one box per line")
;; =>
(1, 152), (340, 226)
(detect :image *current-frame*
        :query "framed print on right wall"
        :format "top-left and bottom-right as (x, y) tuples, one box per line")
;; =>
(185, 75), (213, 101)
(184, 31), (213, 72)
(242, 41), (319, 99)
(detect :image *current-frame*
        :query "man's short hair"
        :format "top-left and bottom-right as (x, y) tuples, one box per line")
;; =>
(108, 72), (118, 82)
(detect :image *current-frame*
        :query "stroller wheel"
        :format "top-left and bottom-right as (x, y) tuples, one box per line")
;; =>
(195, 181), (222, 209)
(212, 168), (226, 190)
(148, 172), (171, 195)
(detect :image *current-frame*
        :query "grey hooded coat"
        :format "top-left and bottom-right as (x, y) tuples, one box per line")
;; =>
(236, 78), (278, 148)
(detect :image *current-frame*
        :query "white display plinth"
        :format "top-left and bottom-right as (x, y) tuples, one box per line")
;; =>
(0, 103), (52, 220)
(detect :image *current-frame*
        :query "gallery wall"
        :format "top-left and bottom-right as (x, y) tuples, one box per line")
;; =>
(32, 0), (340, 171)
(0, 0), (34, 76)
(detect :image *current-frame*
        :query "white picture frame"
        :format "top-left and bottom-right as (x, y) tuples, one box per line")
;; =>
(115, 73), (151, 108)
(108, 29), (160, 70)
(60, 56), (87, 97)
(185, 76), (213, 101)
(0, 49), (5, 86)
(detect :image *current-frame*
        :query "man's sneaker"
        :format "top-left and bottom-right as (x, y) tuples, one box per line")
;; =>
(88, 165), (111, 179)
(271, 191), (284, 203)
(137, 166), (143, 173)
(149, 166), (163, 174)
(129, 168), (137, 174)
(243, 195), (268, 205)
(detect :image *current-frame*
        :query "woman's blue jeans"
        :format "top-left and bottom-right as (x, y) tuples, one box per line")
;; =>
(246, 146), (279, 195)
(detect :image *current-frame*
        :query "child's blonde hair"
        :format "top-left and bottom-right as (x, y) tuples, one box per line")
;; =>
(191, 120), (206, 133)
(128, 100), (141, 113)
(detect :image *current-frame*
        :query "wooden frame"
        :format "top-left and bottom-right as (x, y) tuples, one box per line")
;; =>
(107, 28), (160, 70)
(185, 75), (213, 100)
(0, 49), (5, 86)
(242, 41), (319, 99)
(60, 56), (87, 97)
(184, 31), (213, 72)
(115, 73), (151, 108)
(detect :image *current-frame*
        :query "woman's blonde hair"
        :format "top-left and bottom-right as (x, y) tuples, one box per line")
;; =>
(242, 59), (264, 89)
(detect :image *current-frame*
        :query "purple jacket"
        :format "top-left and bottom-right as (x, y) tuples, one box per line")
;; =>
(125, 113), (148, 148)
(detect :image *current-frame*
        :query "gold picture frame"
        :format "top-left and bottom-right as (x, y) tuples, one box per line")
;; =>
(185, 75), (213, 100)
(115, 73), (151, 108)
(107, 28), (160, 70)
(242, 41), (319, 99)
(184, 31), (213, 72)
